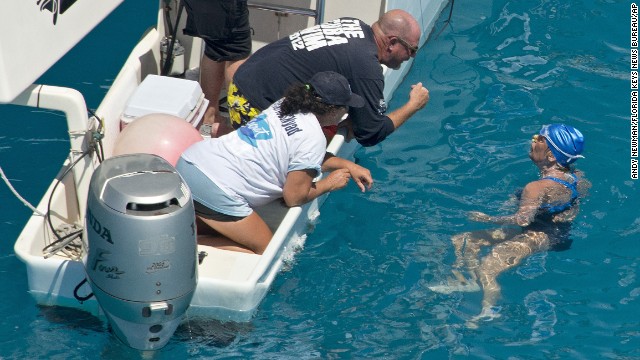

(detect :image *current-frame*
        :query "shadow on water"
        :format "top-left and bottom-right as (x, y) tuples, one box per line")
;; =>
(36, 305), (257, 358)
(36, 305), (104, 333)
(173, 317), (254, 348)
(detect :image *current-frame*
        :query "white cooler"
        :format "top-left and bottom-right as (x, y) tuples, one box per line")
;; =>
(120, 75), (208, 130)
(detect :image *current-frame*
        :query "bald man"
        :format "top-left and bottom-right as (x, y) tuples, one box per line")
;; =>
(227, 9), (430, 146)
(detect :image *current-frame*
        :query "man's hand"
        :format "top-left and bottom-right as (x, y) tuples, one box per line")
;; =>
(408, 82), (429, 111)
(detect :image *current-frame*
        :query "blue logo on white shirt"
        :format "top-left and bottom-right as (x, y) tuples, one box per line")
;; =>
(238, 114), (273, 147)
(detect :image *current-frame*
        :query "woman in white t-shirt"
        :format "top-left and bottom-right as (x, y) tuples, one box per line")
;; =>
(177, 71), (373, 254)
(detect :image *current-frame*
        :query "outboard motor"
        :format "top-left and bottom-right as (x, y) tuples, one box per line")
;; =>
(83, 154), (197, 350)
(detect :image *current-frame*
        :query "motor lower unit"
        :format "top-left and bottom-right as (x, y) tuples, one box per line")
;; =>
(84, 154), (197, 350)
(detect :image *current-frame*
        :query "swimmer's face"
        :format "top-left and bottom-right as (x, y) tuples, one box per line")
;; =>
(529, 134), (551, 162)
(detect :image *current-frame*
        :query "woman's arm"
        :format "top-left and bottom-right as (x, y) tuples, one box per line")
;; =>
(322, 153), (373, 192)
(282, 168), (351, 207)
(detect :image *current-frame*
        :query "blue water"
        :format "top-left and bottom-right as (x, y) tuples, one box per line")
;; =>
(1, 0), (638, 358)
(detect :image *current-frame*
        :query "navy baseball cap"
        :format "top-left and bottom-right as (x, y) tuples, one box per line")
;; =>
(308, 71), (365, 108)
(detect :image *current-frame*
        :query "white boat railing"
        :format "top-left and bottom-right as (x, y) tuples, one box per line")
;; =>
(10, 84), (95, 219)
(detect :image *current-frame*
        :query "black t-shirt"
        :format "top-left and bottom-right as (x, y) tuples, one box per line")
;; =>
(233, 18), (395, 146)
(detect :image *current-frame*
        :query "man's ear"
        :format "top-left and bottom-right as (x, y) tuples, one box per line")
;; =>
(546, 150), (556, 163)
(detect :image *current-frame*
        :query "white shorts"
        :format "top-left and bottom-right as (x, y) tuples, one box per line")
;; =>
(175, 157), (252, 218)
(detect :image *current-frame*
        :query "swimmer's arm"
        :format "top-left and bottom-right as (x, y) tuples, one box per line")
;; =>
(508, 182), (544, 226)
(322, 153), (373, 192)
(468, 182), (543, 226)
(468, 211), (520, 225)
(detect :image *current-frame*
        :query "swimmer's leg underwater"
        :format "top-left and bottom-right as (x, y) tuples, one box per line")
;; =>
(429, 227), (520, 294)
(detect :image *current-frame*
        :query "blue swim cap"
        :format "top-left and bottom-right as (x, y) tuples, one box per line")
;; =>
(539, 124), (585, 166)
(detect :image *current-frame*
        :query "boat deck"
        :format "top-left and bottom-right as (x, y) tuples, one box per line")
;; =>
(197, 246), (261, 282)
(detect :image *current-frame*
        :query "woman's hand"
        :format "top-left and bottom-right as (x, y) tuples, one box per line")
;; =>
(345, 163), (373, 192)
(321, 153), (373, 192)
(322, 168), (351, 191)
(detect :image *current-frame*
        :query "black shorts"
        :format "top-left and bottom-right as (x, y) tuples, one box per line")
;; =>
(183, 0), (252, 61)
(194, 201), (245, 222)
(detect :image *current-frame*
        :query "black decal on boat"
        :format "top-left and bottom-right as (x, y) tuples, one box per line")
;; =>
(92, 250), (125, 279)
(146, 260), (171, 274)
(36, 0), (79, 25)
(87, 209), (114, 244)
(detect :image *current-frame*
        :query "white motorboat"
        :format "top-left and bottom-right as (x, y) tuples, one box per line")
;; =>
(3, 0), (449, 350)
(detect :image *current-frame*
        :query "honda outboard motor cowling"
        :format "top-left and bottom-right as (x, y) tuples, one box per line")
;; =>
(83, 154), (197, 350)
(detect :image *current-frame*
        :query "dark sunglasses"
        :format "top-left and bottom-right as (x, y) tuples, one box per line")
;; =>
(395, 36), (418, 56)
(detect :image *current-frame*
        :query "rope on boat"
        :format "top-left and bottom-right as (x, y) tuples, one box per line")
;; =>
(433, 0), (455, 40)
(420, 0), (455, 44)
(42, 223), (83, 259)
(40, 148), (91, 259)
(0, 165), (46, 216)
(41, 112), (105, 259)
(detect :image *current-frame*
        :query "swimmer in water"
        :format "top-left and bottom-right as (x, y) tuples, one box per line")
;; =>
(429, 124), (590, 327)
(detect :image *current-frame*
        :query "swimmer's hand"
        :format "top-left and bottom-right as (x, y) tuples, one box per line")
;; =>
(468, 211), (492, 222)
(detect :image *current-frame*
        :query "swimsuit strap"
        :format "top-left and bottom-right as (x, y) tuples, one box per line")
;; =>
(542, 173), (579, 199)
(540, 173), (579, 213)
